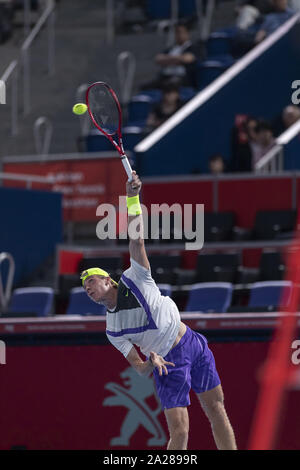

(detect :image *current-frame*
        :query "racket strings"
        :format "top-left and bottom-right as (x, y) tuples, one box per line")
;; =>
(88, 85), (120, 135)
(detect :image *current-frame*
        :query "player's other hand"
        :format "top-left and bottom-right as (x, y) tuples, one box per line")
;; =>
(126, 171), (142, 197)
(150, 351), (175, 376)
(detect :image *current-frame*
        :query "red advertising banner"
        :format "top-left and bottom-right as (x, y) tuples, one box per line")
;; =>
(3, 157), (127, 221)
(0, 340), (299, 450)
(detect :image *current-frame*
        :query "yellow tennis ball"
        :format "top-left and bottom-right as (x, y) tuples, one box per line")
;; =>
(72, 103), (88, 115)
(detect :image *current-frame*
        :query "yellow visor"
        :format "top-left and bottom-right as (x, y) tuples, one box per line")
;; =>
(80, 267), (118, 287)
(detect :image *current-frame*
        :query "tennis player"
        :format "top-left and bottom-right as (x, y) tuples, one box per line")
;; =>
(80, 171), (237, 450)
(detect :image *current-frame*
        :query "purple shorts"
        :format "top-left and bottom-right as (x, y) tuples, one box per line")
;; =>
(153, 326), (221, 409)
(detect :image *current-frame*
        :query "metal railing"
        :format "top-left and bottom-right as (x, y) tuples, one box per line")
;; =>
(0, 0), (56, 137)
(76, 83), (91, 136)
(33, 116), (53, 157)
(117, 51), (136, 106)
(0, 171), (54, 189)
(22, 0), (56, 115)
(0, 253), (15, 312)
(256, 119), (300, 173)
(0, 60), (19, 136)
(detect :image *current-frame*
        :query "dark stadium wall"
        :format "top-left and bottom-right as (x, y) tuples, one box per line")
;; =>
(0, 338), (299, 450)
(137, 22), (300, 176)
(0, 187), (62, 285)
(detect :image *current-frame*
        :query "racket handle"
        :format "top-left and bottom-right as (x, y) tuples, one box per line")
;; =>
(121, 154), (133, 182)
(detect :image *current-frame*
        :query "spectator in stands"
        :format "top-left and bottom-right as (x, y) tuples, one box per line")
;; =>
(141, 22), (199, 90)
(252, 119), (275, 169)
(235, 0), (273, 30)
(273, 105), (300, 135)
(282, 105), (300, 128)
(208, 154), (226, 174)
(146, 83), (183, 130)
(232, 116), (260, 172)
(232, 0), (295, 56)
(254, 0), (295, 44)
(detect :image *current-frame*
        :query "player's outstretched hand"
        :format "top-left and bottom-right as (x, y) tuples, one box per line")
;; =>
(150, 351), (175, 376)
(126, 171), (142, 198)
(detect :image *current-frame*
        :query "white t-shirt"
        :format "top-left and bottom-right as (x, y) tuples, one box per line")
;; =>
(106, 258), (181, 359)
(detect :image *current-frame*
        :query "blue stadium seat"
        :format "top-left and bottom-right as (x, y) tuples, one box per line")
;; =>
(248, 281), (293, 309)
(127, 95), (154, 127)
(85, 129), (112, 152)
(178, 0), (197, 17)
(66, 287), (106, 315)
(157, 284), (172, 297)
(138, 89), (162, 103)
(197, 57), (234, 90)
(180, 87), (197, 102)
(146, 0), (172, 19)
(9, 287), (54, 317)
(207, 32), (233, 57)
(185, 283), (233, 313)
(122, 126), (145, 151)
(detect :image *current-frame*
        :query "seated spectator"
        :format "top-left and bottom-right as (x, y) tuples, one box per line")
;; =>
(273, 105), (300, 135)
(252, 119), (275, 169)
(146, 84), (183, 130)
(232, 0), (294, 56)
(254, 0), (295, 44)
(232, 116), (260, 172)
(235, 0), (273, 30)
(141, 22), (200, 90)
(208, 154), (226, 174)
(282, 105), (300, 128)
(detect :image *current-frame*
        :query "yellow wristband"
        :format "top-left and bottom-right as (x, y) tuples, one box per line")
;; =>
(126, 195), (142, 216)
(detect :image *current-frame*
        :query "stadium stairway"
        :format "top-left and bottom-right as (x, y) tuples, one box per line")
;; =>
(0, 0), (172, 158)
(0, 0), (237, 159)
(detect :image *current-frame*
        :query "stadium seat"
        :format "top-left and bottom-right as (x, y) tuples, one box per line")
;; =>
(197, 57), (234, 90)
(259, 251), (286, 281)
(127, 95), (154, 126)
(185, 282), (233, 313)
(9, 287), (54, 317)
(204, 211), (235, 242)
(157, 284), (172, 297)
(253, 210), (297, 240)
(78, 256), (122, 279)
(66, 287), (106, 315)
(85, 129), (112, 152)
(207, 32), (233, 57)
(195, 253), (240, 283)
(248, 281), (293, 310)
(122, 126), (146, 151)
(146, 0), (172, 19)
(148, 253), (181, 284)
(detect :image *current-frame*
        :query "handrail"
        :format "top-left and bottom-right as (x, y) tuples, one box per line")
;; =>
(117, 52), (136, 106)
(21, 0), (56, 115)
(34, 116), (53, 157)
(0, 60), (18, 136)
(76, 83), (91, 136)
(0, 171), (54, 189)
(0, 253), (15, 312)
(255, 119), (300, 173)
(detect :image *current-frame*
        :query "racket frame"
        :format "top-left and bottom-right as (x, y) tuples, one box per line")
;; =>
(86, 81), (133, 181)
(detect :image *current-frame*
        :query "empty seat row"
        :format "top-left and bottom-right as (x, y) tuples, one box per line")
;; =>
(66, 280), (294, 315)
(1, 280), (294, 317)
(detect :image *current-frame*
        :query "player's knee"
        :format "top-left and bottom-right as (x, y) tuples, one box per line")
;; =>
(171, 425), (189, 443)
(169, 420), (189, 442)
(203, 397), (225, 421)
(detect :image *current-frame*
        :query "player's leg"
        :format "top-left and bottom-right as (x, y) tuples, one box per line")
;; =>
(164, 406), (189, 450)
(196, 384), (237, 450)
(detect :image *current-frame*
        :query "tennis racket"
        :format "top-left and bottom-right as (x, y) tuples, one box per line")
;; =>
(86, 81), (133, 182)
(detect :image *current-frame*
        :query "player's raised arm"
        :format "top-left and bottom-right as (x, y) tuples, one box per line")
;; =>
(126, 171), (150, 270)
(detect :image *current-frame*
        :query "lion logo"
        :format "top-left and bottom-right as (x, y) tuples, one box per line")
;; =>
(103, 367), (166, 447)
